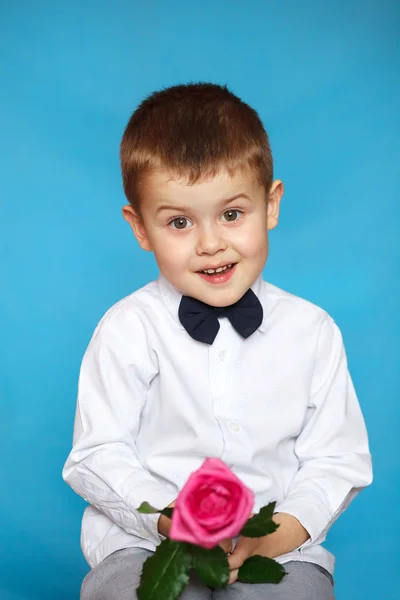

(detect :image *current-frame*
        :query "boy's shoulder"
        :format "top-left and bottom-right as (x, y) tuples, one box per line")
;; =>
(260, 279), (330, 326)
(90, 280), (162, 338)
(105, 280), (160, 317)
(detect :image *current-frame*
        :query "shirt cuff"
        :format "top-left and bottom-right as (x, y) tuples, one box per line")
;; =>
(274, 490), (332, 548)
(125, 477), (177, 546)
(136, 511), (165, 546)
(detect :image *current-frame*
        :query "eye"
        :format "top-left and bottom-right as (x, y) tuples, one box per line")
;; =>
(221, 209), (242, 223)
(169, 217), (193, 230)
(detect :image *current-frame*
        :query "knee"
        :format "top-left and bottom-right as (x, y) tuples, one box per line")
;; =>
(80, 571), (100, 600)
(80, 574), (92, 600)
(80, 569), (115, 600)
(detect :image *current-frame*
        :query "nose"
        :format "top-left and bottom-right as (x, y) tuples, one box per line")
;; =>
(196, 223), (227, 255)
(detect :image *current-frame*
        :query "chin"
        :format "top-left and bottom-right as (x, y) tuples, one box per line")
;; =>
(202, 289), (244, 308)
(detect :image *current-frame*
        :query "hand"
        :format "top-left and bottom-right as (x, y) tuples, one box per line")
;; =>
(219, 538), (233, 554)
(227, 536), (262, 585)
(227, 512), (309, 585)
(157, 500), (176, 537)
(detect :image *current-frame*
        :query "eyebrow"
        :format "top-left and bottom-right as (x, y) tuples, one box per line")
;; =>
(155, 193), (251, 215)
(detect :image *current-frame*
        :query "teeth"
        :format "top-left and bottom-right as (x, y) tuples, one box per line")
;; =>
(202, 264), (233, 274)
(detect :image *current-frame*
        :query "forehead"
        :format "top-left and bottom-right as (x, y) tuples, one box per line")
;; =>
(140, 166), (262, 206)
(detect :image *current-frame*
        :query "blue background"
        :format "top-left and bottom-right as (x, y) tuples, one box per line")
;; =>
(1, 1), (398, 599)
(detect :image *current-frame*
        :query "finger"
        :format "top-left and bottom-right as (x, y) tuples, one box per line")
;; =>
(228, 543), (249, 570)
(228, 568), (238, 585)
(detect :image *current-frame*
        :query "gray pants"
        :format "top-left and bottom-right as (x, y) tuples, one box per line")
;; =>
(81, 547), (335, 600)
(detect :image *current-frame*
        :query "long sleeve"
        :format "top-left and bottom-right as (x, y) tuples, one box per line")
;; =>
(62, 310), (176, 545)
(274, 315), (373, 548)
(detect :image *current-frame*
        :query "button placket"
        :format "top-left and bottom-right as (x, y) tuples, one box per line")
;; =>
(218, 349), (228, 362)
(209, 321), (235, 403)
(208, 319), (247, 467)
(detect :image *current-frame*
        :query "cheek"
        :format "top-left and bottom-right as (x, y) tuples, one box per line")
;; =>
(233, 223), (269, 257)
(153, 236), (191, 270)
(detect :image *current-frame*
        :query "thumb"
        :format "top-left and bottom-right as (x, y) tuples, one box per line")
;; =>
(227, 538), (251, 570)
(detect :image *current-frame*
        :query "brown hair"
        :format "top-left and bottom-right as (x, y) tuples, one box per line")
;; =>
(120, 83), (273, 213)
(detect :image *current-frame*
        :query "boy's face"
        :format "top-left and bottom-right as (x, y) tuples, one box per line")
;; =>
(123, 167), (283, 307)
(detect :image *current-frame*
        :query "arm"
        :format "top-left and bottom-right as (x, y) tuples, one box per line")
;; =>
(273, 315), (373, 549)
(228, 316), (372, 582)
(255, 512), (309, 557)
(62, 311), (176, 545)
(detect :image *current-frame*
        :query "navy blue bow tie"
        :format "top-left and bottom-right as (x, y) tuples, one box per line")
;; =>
(178, 288), (263, 344)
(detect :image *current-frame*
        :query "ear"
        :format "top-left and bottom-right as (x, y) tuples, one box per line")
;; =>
(122, 205), (153, 252)
(267, 180), (284, 231)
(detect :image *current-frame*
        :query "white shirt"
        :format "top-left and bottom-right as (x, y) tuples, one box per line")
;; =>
(62, 275), (372, 573)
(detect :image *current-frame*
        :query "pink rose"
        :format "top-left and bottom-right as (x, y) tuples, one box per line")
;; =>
(169, 458), (254, 549)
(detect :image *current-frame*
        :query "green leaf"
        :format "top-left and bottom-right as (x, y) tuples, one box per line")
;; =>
(137, 501), (159, 514)
(240, 503), (279, 537)
(137, 503), (174, 520)
(238, 555), (286, 584)
(187, 544), (229, 588)
(137, 538), (191, 600)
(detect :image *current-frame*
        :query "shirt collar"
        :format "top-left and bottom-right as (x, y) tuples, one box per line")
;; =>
(158, 273), (267, 334)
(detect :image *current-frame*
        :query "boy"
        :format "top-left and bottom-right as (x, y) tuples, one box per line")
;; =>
(63, 83), (372, 600)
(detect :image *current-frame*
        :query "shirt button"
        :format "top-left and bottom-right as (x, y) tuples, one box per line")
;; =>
(227, 421), (241, 433)
(219, 350), (228, 362)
